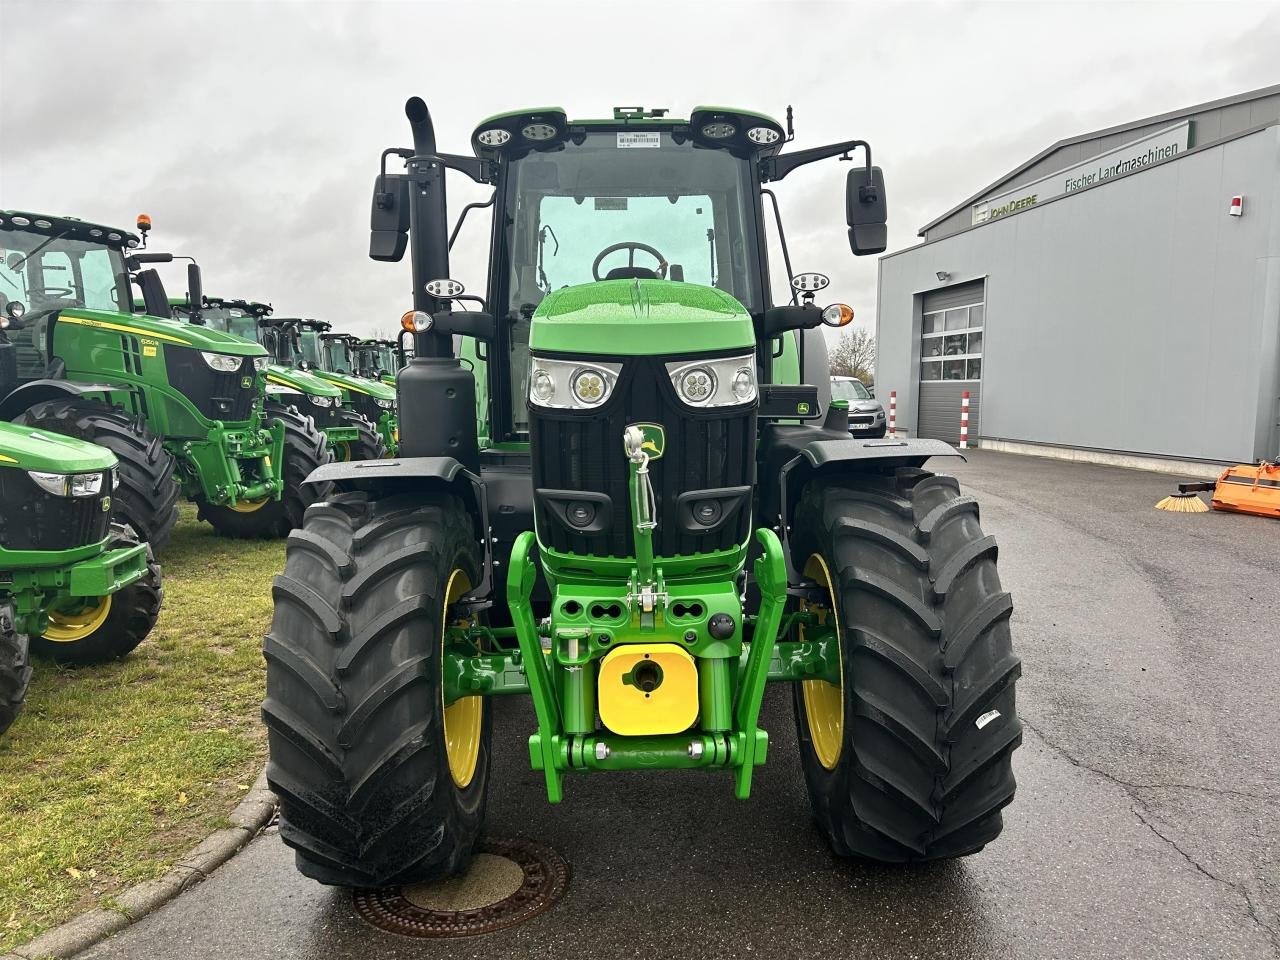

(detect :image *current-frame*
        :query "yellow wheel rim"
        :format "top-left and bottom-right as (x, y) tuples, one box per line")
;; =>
(800, 553), (845, 770)
(334, 441), (352, 462)
(442, 569), (482, 788)
(44, 595), (112, 643)
(230, 497), (268, 513)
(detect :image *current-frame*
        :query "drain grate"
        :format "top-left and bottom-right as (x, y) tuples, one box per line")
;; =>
(353, 836), (570, 938)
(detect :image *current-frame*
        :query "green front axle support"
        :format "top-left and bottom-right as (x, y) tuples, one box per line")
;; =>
(168, 418), (286, 506)
(6, 542), (150, 636)
(502, 526), (790, 803)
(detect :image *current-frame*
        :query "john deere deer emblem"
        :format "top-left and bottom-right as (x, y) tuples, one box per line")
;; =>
(625, 422), (665, 460)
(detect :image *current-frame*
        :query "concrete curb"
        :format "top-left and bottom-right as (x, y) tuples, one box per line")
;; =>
(9, 767), (276, 960)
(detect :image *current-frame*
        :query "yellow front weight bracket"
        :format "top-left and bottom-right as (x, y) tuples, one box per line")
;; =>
(597, 643), (699, 736)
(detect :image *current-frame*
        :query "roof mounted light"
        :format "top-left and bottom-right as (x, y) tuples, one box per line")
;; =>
(476, 128), (511, 147)
(522, 122), (557, 141)
(746, 126), (781, 145)
(33, 219), (52, 229)
(402, 310), (433, 333)
(700, 122), (736, 140)
(11, 216), (30, 227)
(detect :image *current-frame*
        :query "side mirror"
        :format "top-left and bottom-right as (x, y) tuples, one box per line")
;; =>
(2, 301), (27, 330)
(846, 166), (887, 256)
(186, 263), (203, 314)
(867, 386), (875, 398)
(370, 173), (411, 262)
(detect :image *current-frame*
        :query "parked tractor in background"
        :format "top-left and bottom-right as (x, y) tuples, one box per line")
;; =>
(172, 298), (385, 462)
(0, 416), (163, 736)
(265, 101), (1021, 888)
(353, 338), (400, 385)
(296, 323), (399, 455)
(0, 212), (332, 542)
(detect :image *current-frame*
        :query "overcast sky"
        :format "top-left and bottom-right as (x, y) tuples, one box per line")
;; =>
(3, 0), (1278, 346)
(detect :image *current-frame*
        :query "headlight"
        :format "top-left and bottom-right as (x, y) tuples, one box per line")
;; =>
(311, 394), (337, 408)
(374, 398), (394, 409)
(253, 357), (269, 372)
(28, 470), (106, 497)
(201, 352), (242, 373)
(527, 357), (622, 409)
(666, 354), (757, 408)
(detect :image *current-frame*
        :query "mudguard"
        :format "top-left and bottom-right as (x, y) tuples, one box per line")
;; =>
(0, 378), (133, 421)
(304, 455), (467, 487)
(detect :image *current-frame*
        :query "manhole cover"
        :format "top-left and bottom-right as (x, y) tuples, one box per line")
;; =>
(352, 836), (569, 938)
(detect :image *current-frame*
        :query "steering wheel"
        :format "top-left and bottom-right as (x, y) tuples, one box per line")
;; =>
(591, 241), (669, 281)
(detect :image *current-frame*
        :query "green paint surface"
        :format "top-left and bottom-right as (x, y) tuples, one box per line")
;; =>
(530, 279), (754, 356)
(0, 421), (116, 474)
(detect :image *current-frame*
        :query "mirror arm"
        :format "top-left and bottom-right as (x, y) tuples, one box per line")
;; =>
(761, 138), (872, 183)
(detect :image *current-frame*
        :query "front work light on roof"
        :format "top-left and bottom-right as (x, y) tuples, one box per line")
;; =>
(701, 122), (736, 140)
(476, 128), (511, 147)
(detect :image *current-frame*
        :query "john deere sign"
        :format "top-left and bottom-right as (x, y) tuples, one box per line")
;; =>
(973, 120), (1193, 226)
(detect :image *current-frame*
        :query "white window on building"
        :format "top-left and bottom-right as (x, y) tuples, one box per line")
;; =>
(921, 302), (983, 382)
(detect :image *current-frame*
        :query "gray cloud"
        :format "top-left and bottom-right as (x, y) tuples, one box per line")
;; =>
(3, 0), (1278, 351)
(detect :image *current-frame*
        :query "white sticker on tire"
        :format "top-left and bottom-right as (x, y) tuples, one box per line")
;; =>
(975, 709), (1001, 730)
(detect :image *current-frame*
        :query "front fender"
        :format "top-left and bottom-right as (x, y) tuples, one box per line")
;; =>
(0, 378), (133, 421)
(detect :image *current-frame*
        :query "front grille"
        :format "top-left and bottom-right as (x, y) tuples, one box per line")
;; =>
(163, 346), (257, 423)
(530, 354), (755, 559)
(306, 395), (343, 429)
(348, 390), (387, 424)
(0, 467), (112, 551)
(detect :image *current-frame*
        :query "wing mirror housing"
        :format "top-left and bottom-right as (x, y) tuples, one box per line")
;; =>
(846, 165), (888, 256)
(370, 173), (411, 262)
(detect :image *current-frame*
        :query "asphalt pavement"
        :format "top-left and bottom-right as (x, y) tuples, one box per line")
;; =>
(76, 450), (1280, 960)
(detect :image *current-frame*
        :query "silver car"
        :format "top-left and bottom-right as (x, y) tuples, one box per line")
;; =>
(831, 376), (886, 437)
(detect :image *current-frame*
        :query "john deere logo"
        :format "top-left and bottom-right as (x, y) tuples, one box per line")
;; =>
(101, 496), (112, 512)
(796, 402), (811, 415)
(627, 422), (665, 460)
(240, 375), (253, 389)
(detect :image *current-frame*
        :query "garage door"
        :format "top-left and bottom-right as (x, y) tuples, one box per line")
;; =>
(918, 280), (984, 444)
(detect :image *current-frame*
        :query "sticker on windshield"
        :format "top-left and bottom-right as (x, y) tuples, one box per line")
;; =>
(617, 131), (660, 149)
(595, 197), (628, 211)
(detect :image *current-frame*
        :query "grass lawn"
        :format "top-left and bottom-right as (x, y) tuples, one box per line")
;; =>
(0, 505), (281, 950)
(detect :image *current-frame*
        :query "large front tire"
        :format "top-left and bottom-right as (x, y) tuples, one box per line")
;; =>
(0, 602), (31, 737)
(327, 407), (386, 462)
(264, 491), (491, 887)
(790, 468), (1022, 862)
(200, 405), (333, 539)
(32, 524), (163, 665)
(15, 398), (180, 552)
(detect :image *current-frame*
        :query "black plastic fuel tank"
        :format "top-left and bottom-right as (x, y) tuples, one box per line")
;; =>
(395, 356), (480, 472)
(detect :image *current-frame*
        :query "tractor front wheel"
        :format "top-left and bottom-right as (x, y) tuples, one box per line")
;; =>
(15, 398), (180, 552)
(200, 405), (333, 539)
(328, 407), (386, 462)
(0, 602), (31, 736)
(31, 524), (163, 665)
(264, 490), (490, 887)
(789, 468), (1022, 862)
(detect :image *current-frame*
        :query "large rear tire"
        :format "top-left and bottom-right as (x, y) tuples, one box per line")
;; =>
(264, 490), (491, 887)
(0, 602), (31, 737)
(789, 468), (1021, 862)
(199, 405), (333, 539)
(15, 397), (180, 553)
(31, 524), (163, 665)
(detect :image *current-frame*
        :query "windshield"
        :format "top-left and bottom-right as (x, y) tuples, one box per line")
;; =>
(831, 379), (871, 402)
(299, 330), (322, 367)
(322, 339), (351, 373)
(0, 229), (131, 318)
(195, 305), (260, 342)
(379, 346), (397, 372)
(499, 130), (760, 434)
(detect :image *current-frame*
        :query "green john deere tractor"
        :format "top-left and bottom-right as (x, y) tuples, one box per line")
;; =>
(0, 212), (332, 542)
(0, 414), (163, 735)
(172, 298), (385, 463)
(352, 337), (400, 386)
(265, 101), (1021, 888)
(296, 323), (399, 455)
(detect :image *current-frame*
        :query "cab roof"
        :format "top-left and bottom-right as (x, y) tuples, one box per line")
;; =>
(0, 211), (140, 249)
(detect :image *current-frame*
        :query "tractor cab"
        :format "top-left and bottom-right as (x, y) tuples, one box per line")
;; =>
(184, 296), (271, 341)
(319, 332), (359, 375)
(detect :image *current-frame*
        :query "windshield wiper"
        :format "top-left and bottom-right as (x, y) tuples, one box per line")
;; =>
(536, 225), (559, 293)
(9, 231), (71, 273)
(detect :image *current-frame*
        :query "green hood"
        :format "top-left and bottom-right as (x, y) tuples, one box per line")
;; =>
(263, 364), (342, 398)
(60, 308), (268, 357)
(312, 369), (396, 401)
(0, 421), (116, 474)
(529, 279), (755, 356)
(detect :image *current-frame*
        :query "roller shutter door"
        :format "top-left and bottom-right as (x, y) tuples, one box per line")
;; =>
(918, 280), (984, 444)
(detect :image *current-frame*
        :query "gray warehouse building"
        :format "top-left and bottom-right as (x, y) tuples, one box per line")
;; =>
(876, 84), (1280, 470)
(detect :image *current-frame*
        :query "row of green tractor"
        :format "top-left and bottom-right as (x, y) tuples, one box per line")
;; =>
(0, 210), (401, 734)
